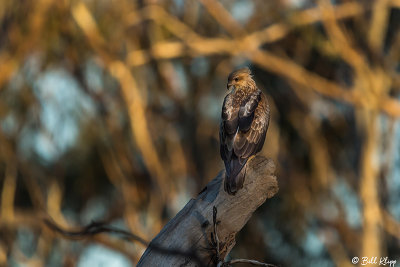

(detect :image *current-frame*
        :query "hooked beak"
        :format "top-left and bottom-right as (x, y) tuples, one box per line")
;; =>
(227, 83), (234, 90)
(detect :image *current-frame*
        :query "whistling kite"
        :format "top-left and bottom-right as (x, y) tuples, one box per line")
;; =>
(219, 67), (270, 195)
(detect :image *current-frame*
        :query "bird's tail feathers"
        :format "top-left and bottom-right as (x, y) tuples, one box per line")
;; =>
(224, 165), (246, 195)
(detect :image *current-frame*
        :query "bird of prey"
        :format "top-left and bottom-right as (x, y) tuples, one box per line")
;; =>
(219, 67), (270, 195)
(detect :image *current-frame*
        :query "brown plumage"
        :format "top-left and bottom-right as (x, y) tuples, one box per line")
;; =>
(219, 67), (270, 195)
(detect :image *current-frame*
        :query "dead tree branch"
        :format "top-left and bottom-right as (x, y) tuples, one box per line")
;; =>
(137, 156), (278, 266)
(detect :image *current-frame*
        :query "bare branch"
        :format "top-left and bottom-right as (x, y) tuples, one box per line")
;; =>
(227, 259), (276, 267)
(137, 156), (278, 266)
(44, 218), (206, 267)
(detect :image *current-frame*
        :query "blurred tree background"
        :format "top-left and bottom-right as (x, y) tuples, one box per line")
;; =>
(1, 0), (400, 266)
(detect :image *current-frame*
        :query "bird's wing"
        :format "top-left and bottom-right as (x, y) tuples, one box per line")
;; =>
(234, 91), (269, 161)
(238, 89), (262, 131)
(219, 93), (239, 163)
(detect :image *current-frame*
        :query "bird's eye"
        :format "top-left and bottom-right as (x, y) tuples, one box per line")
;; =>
(234, 78), (239, 82)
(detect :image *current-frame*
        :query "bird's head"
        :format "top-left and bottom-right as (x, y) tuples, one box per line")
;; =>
(227, 67), (255, 91)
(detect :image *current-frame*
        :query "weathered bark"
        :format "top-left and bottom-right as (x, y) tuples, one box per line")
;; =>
(137, 156), (278, 266)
